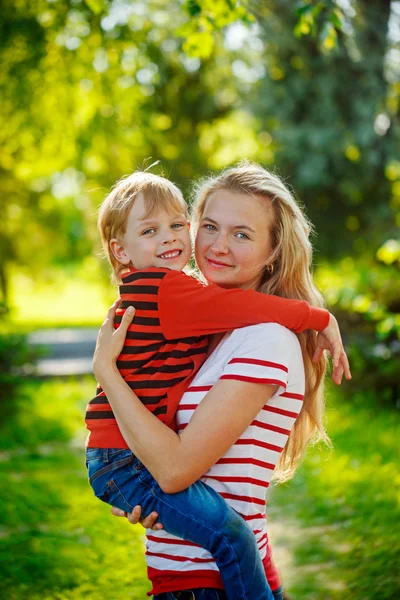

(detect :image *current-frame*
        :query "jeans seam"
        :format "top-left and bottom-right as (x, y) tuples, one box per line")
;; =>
(88, 455), (134, 485)
(146, 491), (248, 599)
(107, 478), (138, 512)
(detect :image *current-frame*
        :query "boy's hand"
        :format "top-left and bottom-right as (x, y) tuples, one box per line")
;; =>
(314, 313), (351, 385)
(92, 301), (136, 381)
(111, 505), (164, 531)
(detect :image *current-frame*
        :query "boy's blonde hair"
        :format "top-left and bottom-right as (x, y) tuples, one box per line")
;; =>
(98, 171), (188, 279)
(191, 161), (329, 481)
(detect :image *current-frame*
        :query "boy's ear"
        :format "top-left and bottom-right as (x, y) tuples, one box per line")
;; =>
(187, 221), (191, 230)
(109, 238), (131, 265)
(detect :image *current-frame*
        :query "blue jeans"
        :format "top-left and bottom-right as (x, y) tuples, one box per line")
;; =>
(86, 448), (274, 600)
(153, 586), (283, 600)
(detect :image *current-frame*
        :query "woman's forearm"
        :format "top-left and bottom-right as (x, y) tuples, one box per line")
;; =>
(97, 365), (273, 494)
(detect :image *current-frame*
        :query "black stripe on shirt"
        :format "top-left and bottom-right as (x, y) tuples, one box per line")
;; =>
(114, 315), (160, 327)
(125, 331), (166, 341)
(139, 393), (168, 405)
(118, 341), (165, 355)
(117, 346), (208, 370)
(85, 410), (115, 420)
(153, 405), (168, 416)
(88, 396), (109, 405)
(122, 271), (167, 284)
(88, 392), (169, 408)
(125, 376), (187, 390)
(118, 301), (158, 311)
(134, 362), (194, 375)
(120, 285), (159, 295)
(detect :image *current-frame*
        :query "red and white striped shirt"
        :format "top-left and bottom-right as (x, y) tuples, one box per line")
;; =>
(145, 323), (305, 595)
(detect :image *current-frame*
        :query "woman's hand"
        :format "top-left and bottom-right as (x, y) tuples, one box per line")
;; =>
(92, 301), (135, 383)
(111, 505), (164, 531)
(314, 313), (351, 385)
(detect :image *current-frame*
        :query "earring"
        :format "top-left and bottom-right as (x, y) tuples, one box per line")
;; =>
(266, 263), (274, 275)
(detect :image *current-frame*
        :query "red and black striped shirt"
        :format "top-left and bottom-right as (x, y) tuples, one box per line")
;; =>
(85, 267), (329, 448)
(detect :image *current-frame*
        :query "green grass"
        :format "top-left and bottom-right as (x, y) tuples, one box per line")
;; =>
(1, 378), (399, 599)
(1, 261), (116, 333)
(0, 378), (149, 600)
(268, 388), (400, 600)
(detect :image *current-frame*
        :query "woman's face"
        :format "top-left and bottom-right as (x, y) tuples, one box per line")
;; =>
(194, 189), (274, 290)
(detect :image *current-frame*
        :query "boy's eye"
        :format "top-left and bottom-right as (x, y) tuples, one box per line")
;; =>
(235, 232), (249, 240)
(172, 222), (185, 229)
(142, 228), (156, 235)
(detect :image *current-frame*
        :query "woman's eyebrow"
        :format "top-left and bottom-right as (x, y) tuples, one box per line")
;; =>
(234, 224), (256, 233)
(202, 217), (255, 233)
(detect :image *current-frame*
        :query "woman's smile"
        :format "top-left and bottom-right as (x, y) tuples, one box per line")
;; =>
(205, 257), (234, 269)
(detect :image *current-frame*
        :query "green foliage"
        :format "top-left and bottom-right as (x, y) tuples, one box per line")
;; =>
(0, 377), (149, 599)
(1, 378), (399, 599)
(269, 386), (400, 599)
(180, 0), (254, 58)
(317, 245), (400, 406)
(0, 333), (39, 416)
(295, 0), (344, 52)
(0, 0), (399, 402)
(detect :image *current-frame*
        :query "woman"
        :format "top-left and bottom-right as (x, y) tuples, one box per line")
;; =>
(93, 162), (351, 599)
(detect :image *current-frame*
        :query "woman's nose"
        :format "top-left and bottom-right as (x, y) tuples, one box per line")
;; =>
(211, 233), (229, 254)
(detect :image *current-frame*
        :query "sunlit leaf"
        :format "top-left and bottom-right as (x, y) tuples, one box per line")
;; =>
(84, 0), (105, 15)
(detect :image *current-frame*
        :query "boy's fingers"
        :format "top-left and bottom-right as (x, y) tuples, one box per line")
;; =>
(343, 353), (352, 380)
(312, 346), (324, 363)
(333, 344), (341, 369)
(333, 363), (344, 385)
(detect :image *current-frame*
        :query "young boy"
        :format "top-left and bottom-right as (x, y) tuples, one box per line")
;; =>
(85, 171), (330, 600)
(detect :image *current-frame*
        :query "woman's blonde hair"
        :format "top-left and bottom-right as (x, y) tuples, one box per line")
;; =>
(98, 171), (188, 281)
(191, 161), (329, 481)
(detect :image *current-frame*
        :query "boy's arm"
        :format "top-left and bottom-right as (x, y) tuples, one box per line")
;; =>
(158, 270), (329, 339)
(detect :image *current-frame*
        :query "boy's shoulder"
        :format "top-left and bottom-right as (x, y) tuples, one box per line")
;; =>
(122, 267), (201, 284)
(120, 266), (173, 284)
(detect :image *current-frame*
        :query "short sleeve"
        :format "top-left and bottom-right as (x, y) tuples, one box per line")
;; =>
(220, 323), (300, 397)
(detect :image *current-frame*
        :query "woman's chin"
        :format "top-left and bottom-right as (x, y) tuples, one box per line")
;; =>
(204, 272), (237, 288)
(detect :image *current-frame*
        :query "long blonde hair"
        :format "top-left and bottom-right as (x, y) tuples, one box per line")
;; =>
(191, 161), (329, 481)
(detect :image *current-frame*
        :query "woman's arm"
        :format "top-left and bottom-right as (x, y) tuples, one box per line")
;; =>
(94, 304), (277, 494)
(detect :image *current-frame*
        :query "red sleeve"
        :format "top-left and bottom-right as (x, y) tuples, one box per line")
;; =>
(158, 270), (329, 339)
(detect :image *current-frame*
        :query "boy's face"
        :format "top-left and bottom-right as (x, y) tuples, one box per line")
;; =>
(111, 193), (191, 271)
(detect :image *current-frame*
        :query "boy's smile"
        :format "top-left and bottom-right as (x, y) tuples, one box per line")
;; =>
(110, 193), (191, 271)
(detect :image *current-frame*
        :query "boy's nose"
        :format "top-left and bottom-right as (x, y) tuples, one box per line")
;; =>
(161, 231), (176, 244)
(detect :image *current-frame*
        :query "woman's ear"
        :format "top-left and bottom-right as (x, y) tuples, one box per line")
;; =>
(109, 238), (131, 265)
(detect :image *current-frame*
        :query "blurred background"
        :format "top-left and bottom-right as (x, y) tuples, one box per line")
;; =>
(0, 1), (399, 599)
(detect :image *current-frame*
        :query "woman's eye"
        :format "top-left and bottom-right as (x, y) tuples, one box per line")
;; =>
(235, 232), (249, 240)
(142, 228), (156, 235)
(203, 223), (217, 231)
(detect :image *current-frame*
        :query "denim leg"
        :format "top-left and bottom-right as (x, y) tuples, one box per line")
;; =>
(154, 591), (227, 599)
(271, 587), (283, 600)
(133, 468), (273, 600)
(87, 450), (273, 600)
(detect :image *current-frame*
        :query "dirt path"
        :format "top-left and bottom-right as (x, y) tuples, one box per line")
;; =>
(28, 328), (98, 376)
